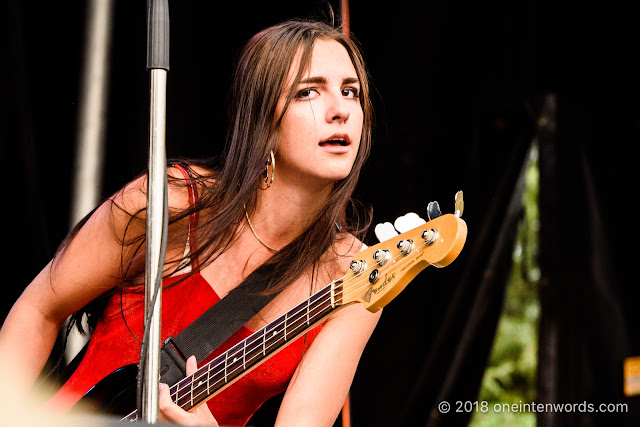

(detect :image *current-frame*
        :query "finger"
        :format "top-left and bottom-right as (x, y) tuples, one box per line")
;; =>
(159, 380), (219, 426)
(157, 383), (176, 423)
(185, 355), (198, 376)
(159, 382), (194, 424)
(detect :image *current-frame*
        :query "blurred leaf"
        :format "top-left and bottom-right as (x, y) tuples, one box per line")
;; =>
(471, 145), (540, 426)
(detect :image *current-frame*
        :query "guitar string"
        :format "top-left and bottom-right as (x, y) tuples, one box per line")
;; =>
(167, 239), (432, 410)
(173, 242), (434, 413)
(122, 289), (340, 422)
(124, 235), (436, 419)
(121, 276), (344, 421)
(122, 296), (340, 422)
(174, 303), (339, 407)
(125, 238), (432, 420)
(169, 238), (433, 409)
(121, 281), (341, 421)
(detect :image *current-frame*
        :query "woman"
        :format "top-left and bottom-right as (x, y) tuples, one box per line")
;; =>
(0, 19), (380, 426)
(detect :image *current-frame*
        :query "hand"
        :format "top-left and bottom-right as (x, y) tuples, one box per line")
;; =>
(158, 355), (219, 426)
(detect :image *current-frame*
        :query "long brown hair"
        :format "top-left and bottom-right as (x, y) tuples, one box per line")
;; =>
(67, 19), (374, 334)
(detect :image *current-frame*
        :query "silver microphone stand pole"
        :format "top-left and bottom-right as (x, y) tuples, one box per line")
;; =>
(140, 0), (169, 422)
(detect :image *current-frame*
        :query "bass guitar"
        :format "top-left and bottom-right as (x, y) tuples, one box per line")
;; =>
(74, 193), (468, 421)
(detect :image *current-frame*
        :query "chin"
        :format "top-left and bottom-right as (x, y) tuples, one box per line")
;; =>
(325, 159), (357, 180)
(326, 170), (354, 184)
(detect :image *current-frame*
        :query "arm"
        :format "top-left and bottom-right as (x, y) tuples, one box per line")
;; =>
(0, 172), (185, 393)
(0, 196), (135, 390)
(275, 301), (382, 426)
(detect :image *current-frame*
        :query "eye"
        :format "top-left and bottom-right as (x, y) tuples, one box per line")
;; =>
(342, 87), (360, 99)
(295, 88), (319, 100)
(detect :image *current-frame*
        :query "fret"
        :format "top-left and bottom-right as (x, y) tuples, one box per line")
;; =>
(190, 373), (194, 408)
(170, 384), (179, 405)
(314, 284), (336, 317)
(243, 339), (247, 370)
(262, 327), (267, 356)
(200, 286), (336, 404)
(245, 333), (263, 360)
(176, 378), (192, 408)
(207, 361), (227, 396)
(207, 363), (210, 393)
(266, 319), (285, 351)
(284, 312), (288, 341)
(225, 340), (244, 374)
(192, 369), (208, 408)
(330, 281), (336, 308)
(229, 354), (241, 377)
(121, 284), (343, 423)
(224, 351), (228, 384)
(287, 307), (311, 336)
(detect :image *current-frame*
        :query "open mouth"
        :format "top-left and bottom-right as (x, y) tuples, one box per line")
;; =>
(319, 134), (351, 147)
(319, 139), (349, 147)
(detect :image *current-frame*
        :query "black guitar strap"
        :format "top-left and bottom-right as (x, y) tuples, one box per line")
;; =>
(155, 163), (283, 385)
(158, 263), (279, 385)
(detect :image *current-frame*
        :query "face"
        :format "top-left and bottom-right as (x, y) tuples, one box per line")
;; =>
(274, 38), (364, 189)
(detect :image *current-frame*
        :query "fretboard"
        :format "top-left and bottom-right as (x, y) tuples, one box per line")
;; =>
(122, 279), (344, 422)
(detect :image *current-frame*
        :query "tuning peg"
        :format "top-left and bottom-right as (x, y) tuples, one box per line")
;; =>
(374, 222), (399, 242)
(427, 201), (442, 221)
(454, 191), (464, 218)
(394, 212), (426, 233)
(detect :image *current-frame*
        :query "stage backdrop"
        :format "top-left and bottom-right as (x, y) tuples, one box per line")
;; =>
(2, 1), (638, 426)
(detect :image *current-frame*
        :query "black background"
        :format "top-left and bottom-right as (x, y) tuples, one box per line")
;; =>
(2, 0), (639, 426)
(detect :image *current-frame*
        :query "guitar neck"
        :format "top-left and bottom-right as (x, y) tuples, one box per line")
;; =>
(121, 211), (468, 422)
(122, 279), (346, 421)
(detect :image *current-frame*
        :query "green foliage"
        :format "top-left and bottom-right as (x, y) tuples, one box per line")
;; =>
(470, 145), (540, 427)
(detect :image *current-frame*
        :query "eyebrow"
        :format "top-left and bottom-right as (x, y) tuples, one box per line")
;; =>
(299, 76), (360, 85)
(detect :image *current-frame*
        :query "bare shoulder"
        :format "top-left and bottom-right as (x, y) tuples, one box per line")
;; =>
(98, 165), (215, 244)
(303, 232), (365, 296)
(166, 164), (215, 210)
(327, 232), (367, 269)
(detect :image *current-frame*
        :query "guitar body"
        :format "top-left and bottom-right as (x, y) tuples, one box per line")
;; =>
(71, 364), (138, 417)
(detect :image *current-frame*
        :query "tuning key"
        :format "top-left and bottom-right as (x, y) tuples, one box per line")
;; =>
(454, 191), (464, 218)
(394, 212), (426, 233)
(374, 222), (398, 243)
(397, 239), (414, 255)
(427, 201), (442, 221)
(421, 229), (439, 245)
(350, 260), (367, 275)
(373, 249), (391, 266)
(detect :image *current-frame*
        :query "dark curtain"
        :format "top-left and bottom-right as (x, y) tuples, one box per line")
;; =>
(533, 4), (640, 426)
(537, 92), (640, 425)
(2, 1), (639, 426)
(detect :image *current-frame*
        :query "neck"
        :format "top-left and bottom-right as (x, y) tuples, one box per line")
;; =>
(250, 177), (334, 250)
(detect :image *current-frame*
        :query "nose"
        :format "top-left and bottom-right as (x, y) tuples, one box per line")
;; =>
(325, 91), (350, 124)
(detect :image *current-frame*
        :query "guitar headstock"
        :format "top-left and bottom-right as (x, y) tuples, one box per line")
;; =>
(340, 192), (467, 312)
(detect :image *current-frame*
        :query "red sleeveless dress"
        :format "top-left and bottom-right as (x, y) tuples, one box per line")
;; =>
(48, 273), (323, 425)
(46, 166), (324, 426)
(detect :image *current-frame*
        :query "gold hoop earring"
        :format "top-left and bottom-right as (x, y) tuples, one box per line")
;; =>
(263, 150), (275, 188)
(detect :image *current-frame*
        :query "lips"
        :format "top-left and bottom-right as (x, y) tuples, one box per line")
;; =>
(319, 134), (351, 147)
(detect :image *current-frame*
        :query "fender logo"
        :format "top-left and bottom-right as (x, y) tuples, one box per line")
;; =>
(362, 288), (372, 303)
(362, 272), (396, 302)
(372, 272), (396, 295)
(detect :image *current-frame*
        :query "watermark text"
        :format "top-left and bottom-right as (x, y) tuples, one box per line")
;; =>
(437, 400), (628, 414)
